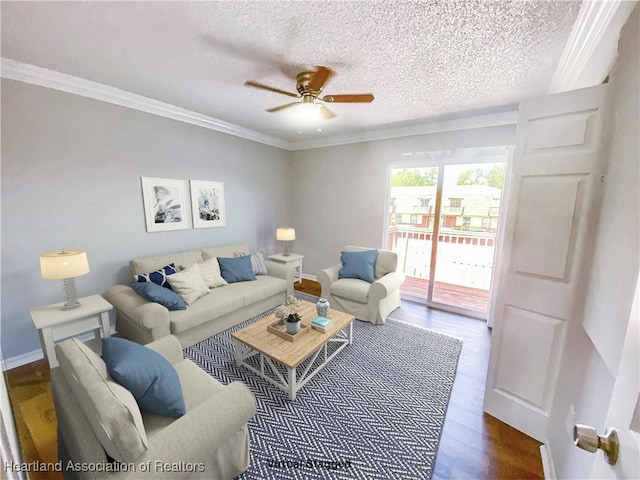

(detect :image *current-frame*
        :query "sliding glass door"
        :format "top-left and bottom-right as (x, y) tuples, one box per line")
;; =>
(386, 147), (510, 318)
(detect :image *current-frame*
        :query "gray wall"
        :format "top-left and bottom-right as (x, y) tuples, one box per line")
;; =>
(290, 125), (516, 278)
(0, 78), (516, 363)
(1, 80), (291, 360)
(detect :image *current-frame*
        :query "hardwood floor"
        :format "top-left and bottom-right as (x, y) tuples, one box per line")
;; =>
(4, 358), (60, 480)
(296, 277), (322, 297)
(4, 278), (543, 479)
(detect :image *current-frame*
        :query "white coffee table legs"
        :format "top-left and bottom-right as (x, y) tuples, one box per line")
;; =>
(233, 322), (353, 400)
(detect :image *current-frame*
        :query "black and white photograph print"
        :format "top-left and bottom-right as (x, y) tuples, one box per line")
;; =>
(190, 180), (226, 228)
(140, 177), (190, 232)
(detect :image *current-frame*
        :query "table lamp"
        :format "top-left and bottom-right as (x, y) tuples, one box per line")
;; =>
(40, 250), (90, 310)
(276, 228), (296, 256)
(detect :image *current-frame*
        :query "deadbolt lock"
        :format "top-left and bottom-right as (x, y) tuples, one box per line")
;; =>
(573, 424), (619, 466)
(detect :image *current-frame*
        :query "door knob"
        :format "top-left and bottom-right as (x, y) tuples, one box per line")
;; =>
(573, 424), (619, 466)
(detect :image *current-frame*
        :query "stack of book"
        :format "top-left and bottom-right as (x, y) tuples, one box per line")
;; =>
(311, 316), (332, 333)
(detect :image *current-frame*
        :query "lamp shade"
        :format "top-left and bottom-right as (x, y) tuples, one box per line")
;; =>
(40, 250), (90, 279)
(276, 228), (296, 241)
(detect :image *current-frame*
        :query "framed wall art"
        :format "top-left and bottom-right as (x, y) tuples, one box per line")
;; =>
(140, 177), (190, 232)
(190, 180), (226, 228)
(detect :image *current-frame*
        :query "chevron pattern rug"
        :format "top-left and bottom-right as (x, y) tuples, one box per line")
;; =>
(184, 294), (462, 480)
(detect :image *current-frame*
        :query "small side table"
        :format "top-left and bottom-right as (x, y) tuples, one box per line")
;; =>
(269, 253), (304, 284)
(29, 294), (113, 368)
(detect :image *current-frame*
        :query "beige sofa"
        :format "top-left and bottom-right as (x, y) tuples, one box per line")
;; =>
(318, 246), (405, 325)
(52, 335), (256, 479)
(105, 243), (293, 348)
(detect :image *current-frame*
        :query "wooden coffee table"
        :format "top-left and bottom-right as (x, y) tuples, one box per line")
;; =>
(231, 300), (355, 400)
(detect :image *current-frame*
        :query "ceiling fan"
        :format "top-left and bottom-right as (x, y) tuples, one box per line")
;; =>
(244, 66), (374, 119)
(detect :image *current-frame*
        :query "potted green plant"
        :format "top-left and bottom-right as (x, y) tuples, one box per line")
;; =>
(285, 312), (302, 334)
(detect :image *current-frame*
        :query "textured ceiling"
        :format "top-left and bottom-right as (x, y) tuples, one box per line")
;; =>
(1, 1), (581, 143)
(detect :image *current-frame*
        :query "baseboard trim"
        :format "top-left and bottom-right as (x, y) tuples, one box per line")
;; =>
(1, 326), (117, 372)
(1, 349), (43, 372)
(301, 273), (318, 281)
(540, 444), (557, 480)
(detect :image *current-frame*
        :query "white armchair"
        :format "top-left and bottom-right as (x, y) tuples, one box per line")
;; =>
(318, 246), (405, 325)
(51, 335), (256, 479)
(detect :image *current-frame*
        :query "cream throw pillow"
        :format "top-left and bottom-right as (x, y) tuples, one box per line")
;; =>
(167, 263), (209, 305)
(178, 258), (227, 289)
(199, 257), (228, 288)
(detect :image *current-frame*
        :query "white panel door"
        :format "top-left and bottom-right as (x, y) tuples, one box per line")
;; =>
(483, 84), (607, 441)
(589, 275), (639, 479)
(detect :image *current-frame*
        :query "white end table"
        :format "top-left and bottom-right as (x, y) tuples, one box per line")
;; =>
(269, 253), (304, 283)
(29, 294), (113, 368)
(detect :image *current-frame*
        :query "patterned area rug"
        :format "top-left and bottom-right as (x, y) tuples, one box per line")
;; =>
(185, 295), (462, 480)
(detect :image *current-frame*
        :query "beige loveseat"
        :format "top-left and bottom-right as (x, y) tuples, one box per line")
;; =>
(51, 335), (256, 479)
(105, 243), (293, 347)
(318, 246), (405, 325)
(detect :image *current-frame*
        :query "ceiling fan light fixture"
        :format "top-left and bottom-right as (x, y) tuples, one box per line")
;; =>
(295, 102), (322, 122)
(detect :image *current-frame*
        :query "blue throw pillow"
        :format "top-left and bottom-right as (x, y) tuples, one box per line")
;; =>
(102, 337), (186, 418)
(338, 249), (378, 283)
(130, 282), (186, 311)
(133, 263), (177, 290)
(217, 256), (257, 283)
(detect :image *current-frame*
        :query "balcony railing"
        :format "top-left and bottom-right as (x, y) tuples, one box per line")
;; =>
(389, 226), (496, 240)
(411, 206), (432, 213)
(442, 206), (464, 215)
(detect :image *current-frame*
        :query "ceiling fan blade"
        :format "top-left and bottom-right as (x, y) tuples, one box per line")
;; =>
(244, 81), (299, 98)
(319, 105), (336, 119)
(266, 102), (300, 113)
(322, 94), (375, 103)
(308, 66), (334, 92)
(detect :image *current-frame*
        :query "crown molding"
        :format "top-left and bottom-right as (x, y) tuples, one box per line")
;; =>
(549, 0), (637, 94)
(1, 58), (290, 150)
(1, 57), (519, 152)
(288, 110), (519, 150)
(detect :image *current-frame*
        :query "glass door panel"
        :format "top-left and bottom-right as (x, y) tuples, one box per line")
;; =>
(386, 167), (439, 299)
(431, 162), (505, 313)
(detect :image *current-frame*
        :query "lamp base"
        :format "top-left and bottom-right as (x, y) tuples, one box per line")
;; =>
(61, 278), (81, 310)
(62, 300), (82, 310)
(282, 240), (292, 256)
